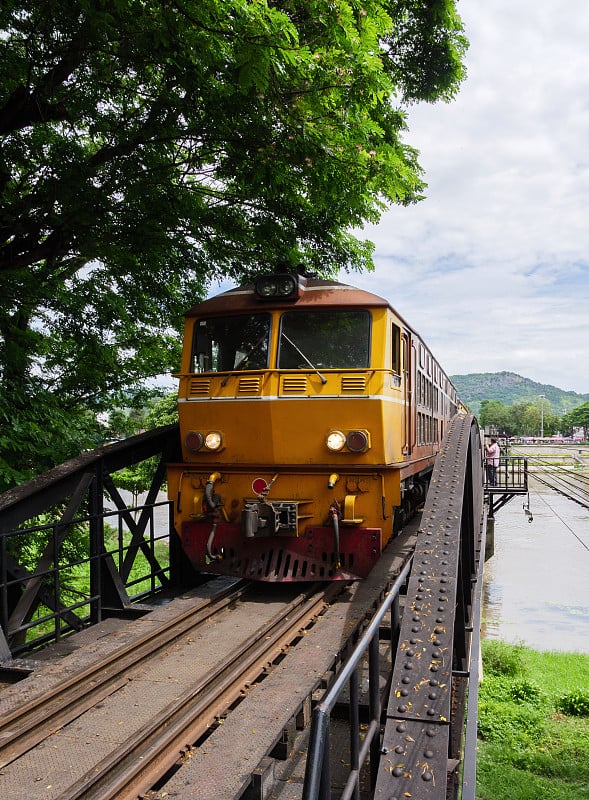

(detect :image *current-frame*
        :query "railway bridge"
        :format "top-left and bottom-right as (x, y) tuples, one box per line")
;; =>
(0, 413), (524, 800)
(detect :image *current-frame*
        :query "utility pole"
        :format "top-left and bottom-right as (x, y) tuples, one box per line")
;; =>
(539, 394), (545, 438)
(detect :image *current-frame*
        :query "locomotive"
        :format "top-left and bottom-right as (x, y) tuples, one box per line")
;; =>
(167, 270), (459, 582)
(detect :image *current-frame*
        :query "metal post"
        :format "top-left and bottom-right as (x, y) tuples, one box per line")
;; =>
(88, 463), (104, 625)
(369, 632), (380, 789)
(303, 708), (330, 800)
(350, 668), (360, 800)
(0, 533), (11, 660)
(391, 592), (400, 666)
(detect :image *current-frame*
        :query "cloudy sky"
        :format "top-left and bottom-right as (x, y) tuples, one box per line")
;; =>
(353, 0), (589, 394)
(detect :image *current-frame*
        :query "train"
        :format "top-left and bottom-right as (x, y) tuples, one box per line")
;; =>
(167, 269), (460, 582)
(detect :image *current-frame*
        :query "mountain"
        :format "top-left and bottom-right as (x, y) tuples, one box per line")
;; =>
(450, 371), (589, 416)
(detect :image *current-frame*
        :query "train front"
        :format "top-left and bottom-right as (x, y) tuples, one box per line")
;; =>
(167, 272), (404, 581)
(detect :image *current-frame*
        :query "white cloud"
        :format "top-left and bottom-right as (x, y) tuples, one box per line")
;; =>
(350, 0), (589, 393)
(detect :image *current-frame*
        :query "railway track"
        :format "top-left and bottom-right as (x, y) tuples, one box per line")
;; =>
(0, 578), (344, 800)
(0, 578), (251, 765)
(0, 524), (418, 800)
(511, 447), (589, 509)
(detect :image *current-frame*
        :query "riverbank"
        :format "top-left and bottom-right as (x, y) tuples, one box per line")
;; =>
(477, 640), (589, 799)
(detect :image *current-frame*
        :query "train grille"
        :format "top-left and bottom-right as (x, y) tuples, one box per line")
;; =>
(281, 376), (308, 393)
(341, 375), (366, 392)
(238, 376), (261, 393)
(189, 378), (211, 396)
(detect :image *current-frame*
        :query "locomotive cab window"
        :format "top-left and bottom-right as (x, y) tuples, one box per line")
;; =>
(278, 310), (370, 369)
(191, 314), (271, 372)
(391, 323), (401, 374)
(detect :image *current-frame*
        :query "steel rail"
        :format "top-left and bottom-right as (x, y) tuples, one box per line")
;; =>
(54, 582), (344, 800)
(0, 579), (251, 767)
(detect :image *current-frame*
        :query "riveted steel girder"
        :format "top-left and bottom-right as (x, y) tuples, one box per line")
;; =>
(374, 413), (484, 800)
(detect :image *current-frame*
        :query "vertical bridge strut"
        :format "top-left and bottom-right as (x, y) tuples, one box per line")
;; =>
(374, 412), (485, 799)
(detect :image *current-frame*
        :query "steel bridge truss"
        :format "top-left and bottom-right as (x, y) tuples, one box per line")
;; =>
(0, 425), (188, 661)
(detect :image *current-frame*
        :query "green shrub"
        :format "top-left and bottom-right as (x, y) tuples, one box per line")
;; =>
(482, 640), (526, 677)
(557, 689), (589, 717)
(510, 679), (542, 705)
(478, 699), (545, 745)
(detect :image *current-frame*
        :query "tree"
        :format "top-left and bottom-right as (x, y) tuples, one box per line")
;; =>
(519, 399), (557, 437)
(0, 1), (467, 488)
(108, 393), (179, 504)
(478, 398), (559, 438)
(560, 403), (589, 439)
(478, 400), (513, 435)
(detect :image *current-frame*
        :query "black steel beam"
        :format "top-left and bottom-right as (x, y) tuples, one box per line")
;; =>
(374, 413), (484, 800)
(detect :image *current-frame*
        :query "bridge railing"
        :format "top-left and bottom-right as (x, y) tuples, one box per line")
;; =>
(302, 558), (413, 800)
(484, 456), (528, 491)
(0, 425), (189, 661)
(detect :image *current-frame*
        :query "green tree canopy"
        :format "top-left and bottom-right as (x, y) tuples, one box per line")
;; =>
(0, 0), (467, 488)
(560, 403), (589, 438)
(479, 399), (559, 438)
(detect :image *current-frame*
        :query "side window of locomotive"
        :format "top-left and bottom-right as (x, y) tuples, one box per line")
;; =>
(277, 310), (370, 369)
(191, 314), (271, 373)
(391, 323), (401, 374)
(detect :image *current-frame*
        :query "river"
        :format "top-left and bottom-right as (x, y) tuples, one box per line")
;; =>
(482, 483), (589, 654)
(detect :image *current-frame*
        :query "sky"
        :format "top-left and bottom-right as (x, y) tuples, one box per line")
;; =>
(352, 0), (589, 394)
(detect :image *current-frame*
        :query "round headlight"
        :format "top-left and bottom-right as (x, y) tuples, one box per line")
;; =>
(204, 431), (223, 450)
(256, 278), (277, 297)
(185, 431), (204, 451)
(276, 275), (296, 296)
(326, 430), (346, 452)
(347, 430), (369, 453)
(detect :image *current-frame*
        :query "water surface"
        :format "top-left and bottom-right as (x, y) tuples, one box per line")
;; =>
(482, 486), (589, 653)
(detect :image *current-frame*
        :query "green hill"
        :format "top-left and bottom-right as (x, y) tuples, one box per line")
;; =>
(450, 371), (589, 416)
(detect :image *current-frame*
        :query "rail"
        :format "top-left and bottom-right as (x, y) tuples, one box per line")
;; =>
(0, 425), (185, 660)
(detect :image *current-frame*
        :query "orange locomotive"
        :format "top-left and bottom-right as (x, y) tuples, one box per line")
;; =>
(167, 271), (459, 581)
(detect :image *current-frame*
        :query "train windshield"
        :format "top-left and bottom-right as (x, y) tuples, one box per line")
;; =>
(191, 314), (271, 372)
(278, 310), (370, 369)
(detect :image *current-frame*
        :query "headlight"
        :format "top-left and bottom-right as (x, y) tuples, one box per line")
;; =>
(276, 275), (297, 296)
(326, 430), (347, 452)
(185, 431), (204, 452)
(346, 430), (370, 453)
(256, 278), (278, 297)
(254, 273), (304, 300)
(204, 431), (223, 450)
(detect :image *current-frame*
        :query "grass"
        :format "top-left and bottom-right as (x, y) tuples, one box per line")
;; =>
(477, 640), (589, 800)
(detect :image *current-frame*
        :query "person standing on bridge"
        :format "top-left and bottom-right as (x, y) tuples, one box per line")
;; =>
(485, 438), (500, 486)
